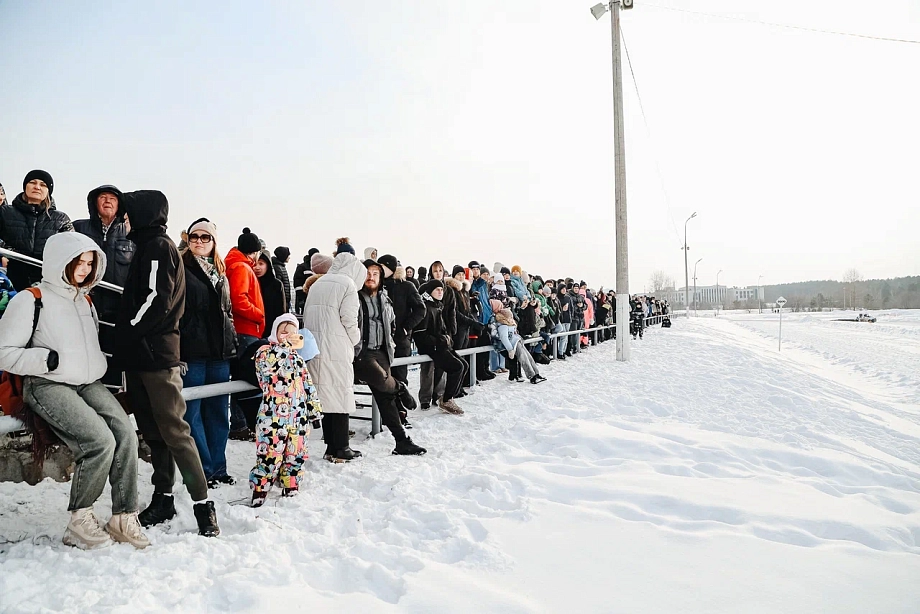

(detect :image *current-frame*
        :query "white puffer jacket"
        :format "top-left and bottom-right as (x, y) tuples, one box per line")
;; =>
(0, 232), (108, 386)
(303, 253), (367, 415)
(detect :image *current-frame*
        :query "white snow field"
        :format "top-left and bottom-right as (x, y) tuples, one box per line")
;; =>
(2, 312), (920, 613)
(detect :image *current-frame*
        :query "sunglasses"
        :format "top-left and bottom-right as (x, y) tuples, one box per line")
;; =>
(189, 233), (213, 244)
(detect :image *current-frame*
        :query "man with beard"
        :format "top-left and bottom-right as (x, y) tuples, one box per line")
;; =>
(353, 260), (427, 455)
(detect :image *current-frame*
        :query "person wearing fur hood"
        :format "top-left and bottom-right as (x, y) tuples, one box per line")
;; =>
(495, 308), (546, 385)
(303, 252), (367, 462)
(447, 265), (481, 352)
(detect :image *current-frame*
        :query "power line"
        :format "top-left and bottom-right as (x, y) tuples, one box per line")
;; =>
(619, 25), (684, 250)
(644, 3), (920, 45)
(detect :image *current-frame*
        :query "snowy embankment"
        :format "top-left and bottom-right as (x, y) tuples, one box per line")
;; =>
(2, 313), (920, 613)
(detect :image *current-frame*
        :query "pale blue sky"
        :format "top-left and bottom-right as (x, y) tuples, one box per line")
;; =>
(2, 0), (918, 290)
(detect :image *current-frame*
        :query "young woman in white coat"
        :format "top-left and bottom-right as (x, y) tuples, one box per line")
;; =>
(0, 232), (147, 550)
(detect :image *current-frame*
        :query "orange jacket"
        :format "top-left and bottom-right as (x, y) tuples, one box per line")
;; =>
(225, 247), (265, 338)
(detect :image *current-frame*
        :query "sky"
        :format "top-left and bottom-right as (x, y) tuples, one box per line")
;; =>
(1, 0), (918, 291)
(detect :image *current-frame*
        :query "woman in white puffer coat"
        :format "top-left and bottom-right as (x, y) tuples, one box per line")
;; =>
(302, 251), (367, 462)
(0, 232), (147, 550)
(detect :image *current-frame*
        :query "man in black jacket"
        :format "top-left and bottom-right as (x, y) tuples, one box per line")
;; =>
(0, 170), (74, 289)
(415, 279), (467, 415)
(74, 185), (135, 384)
(115, 190), (219, 538)
(354, 260), (426, 455)
(271, 246), (293, 311)
(377, 254), (425, 386)
(556, 286), (574, 358)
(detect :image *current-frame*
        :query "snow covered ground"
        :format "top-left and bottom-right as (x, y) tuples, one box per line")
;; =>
(2, 312), (920, 613)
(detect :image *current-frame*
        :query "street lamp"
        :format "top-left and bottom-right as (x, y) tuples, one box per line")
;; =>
(591, 0), (634, 362)
(693, 258), (702, 316)
(757, 274), (763, 314)
(683, 211), (697, 318)
(716, 269), (723, 316)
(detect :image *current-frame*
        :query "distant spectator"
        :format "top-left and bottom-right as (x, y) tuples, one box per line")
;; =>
(0, 170), (74, 290)
(271, 246), (293, 310)
(256, 249), (286, 329)
(292, 248), (318, 313)
(404, 265), (419, 289)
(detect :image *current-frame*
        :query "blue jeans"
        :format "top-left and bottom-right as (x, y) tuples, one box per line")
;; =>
(182, 359), (231, 479)
(489, 349), (505, 371)
(556, 323), (570, 356)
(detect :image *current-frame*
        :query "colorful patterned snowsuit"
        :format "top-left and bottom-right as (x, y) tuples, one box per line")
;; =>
(249, 341), (322, 493)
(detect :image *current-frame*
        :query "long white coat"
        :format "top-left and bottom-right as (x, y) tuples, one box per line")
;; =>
(0, 232), (108, 386)
(303, 253), (367, 415)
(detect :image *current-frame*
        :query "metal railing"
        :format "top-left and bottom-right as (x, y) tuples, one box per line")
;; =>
(0, 247), (673, 435)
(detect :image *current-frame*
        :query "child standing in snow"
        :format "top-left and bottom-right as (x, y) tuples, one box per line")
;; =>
(250, 314), (322, 507)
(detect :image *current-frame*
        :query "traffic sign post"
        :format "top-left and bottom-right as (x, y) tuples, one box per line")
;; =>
(776, 296), (787, 351)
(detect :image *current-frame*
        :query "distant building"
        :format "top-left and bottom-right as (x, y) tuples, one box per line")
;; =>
(664, 285), (761, 307)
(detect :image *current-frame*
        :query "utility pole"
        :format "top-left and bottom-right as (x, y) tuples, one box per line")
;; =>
(693, 258), (702, 316)
(716, 269), (722, 316)
(592, 0), (633, 361)
(683, 212), (697, 318)
(758, 274), (764, 314)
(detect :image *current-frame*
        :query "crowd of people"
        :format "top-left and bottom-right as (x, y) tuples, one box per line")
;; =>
(0, 171), (668, 551)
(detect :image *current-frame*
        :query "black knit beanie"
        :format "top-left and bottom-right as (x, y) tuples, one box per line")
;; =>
(238, 227), (262, 253)
(23, 170), (54, 195)
(274, 246), (291, 261)
(451, 265), (465, 277)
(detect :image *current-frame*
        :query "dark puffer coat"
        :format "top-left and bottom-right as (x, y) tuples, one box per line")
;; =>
(382, 267), (426, 342)
(0, 194), (74, 290)
(258, 252), (287, 333)
(413, 281), (451, 352)
(271, 255), (293, 310)
(115, 190), (186, 371)
(179, 253), (238, 362)
(73, 185), (135, 322)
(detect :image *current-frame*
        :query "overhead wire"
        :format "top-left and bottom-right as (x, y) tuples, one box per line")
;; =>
(643, 3), (920, 45)
(619, 25), (684, 250)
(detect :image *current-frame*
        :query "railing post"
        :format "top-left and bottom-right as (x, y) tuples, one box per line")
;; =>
(552, 335), (558, 359)
(469, 352), (477, 387)
(371, 396), (381, 438)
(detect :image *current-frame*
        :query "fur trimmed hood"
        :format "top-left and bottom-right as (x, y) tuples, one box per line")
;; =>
(444, 277), (463, 291)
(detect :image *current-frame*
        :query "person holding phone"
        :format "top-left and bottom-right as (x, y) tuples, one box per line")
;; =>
(249, 313), (323, 507)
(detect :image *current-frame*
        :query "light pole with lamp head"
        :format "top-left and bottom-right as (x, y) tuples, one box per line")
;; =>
(591, 0), (634, 362)
(683, 211), (697, 318)
(693, 258), (702, 316)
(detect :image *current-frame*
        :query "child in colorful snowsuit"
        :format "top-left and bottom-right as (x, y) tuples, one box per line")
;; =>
(250, 314), (322, 507)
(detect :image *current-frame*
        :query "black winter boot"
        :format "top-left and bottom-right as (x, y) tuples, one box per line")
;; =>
(396, 382), (418, 411)
(393, 437), (427, 456)
(193, 501), (220, 537)
(138, 493), (176, 528)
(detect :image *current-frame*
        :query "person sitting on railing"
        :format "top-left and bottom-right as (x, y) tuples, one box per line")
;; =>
(73, 185), (134, 385)
(304, 248), (367, 463)
(0, 232), (148, 550)
(353, 259), (426, 456)
(415, 279), (466, 416)
(495, 308), (546, 385)
(116, 190), (220, 538)
(178, 218), (238, 489)
(0, 170), (74, 291)
(445, 265), (479, 397)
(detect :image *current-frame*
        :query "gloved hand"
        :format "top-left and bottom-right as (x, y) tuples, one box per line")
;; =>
(47, 350), (60, 372)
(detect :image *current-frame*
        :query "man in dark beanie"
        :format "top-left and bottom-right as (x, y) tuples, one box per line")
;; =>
(354, 259), (427, 455)
(0, 169), (73, 289)
(115, 190), (219, 537)
(414, 279), (467, 415)
(378, 253), (425, 387)
(271, 246), (293, 311)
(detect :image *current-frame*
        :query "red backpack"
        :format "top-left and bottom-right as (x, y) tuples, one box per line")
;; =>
(0, 288), (44, 417)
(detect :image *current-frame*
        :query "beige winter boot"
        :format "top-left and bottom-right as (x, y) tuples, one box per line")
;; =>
(437, 398), (465, 415)
(62, 507), (114, 550)
(106, 512), (151, 549)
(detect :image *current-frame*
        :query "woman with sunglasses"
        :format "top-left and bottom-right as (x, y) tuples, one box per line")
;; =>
(178, 218), (238, 488)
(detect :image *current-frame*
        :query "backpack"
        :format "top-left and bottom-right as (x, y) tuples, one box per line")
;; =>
(0, 288), (43, 416)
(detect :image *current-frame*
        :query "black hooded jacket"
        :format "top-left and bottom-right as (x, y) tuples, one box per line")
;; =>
(414, 280), (451, 351)
(258, 252), (287, 333)
(73, 185), (135, 320)
(271, 255), (293, 309)
(179, 252), (238, 362)
(382, 269), (426, 342)
(115, 190), (186, 371)
(0, 193), (74, 290)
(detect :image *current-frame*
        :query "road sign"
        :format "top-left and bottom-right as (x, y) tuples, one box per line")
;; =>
(776, 296), (787, 307)
(776, 297), (786, 351)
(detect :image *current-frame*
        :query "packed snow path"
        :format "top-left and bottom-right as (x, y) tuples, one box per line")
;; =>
(1, 312), (919, 613)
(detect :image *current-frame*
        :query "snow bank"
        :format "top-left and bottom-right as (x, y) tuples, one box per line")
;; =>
(2, 315), (919, 613)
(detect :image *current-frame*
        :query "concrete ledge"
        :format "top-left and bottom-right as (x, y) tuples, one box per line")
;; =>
(0, 434), (74, 485)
